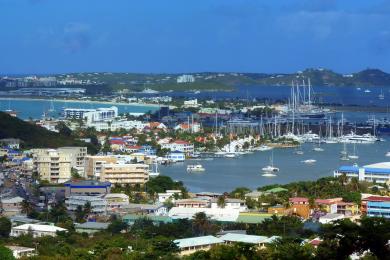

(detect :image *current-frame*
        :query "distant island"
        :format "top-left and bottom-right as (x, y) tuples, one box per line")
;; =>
(1, 68), (390, 94)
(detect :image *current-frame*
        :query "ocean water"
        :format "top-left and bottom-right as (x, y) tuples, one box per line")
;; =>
(0, 98), (158, 119)
(160, 139), (390, 193)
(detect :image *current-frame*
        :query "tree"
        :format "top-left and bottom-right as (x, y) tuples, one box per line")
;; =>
(0, 217), (12, 238)
(192, 212), (218, 236)
(230, 187), (251, 199)
(21, 200), (34, 216)
(108, 219), (128, 234)
(0, 246), (15, 260)
(217, 196), (226, 208)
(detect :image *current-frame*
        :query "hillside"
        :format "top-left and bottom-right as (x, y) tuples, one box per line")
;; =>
(0, 112), (98, 153)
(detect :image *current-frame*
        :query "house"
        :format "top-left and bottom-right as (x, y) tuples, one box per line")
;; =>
(10, 224), (67, 238)
(109, 139), (126, 151)
(66, 195), (107, 214)
(210, 198), (247, 212)
(175, 198), (209, 208)
(168, 207), (240, 222)
(219, 233), (279, 248)
(174, 236), (224, 256)
(5, 246), (36, 259)
(75, 222), (109, 234)
(124, 203), (168, 216)
(315, 198), (359, 216)
(267, 205), (288, 215)
(245, 191), (264, 201)
(174, 122), (201, 133)
(148, 122), (167, 131)
(157, 190), (182, 203)
(289, 197), (311, 219)
(1, 196), (24, 216)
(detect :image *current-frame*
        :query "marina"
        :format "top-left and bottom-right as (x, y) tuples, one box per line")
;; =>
(159, 137), (390, 192)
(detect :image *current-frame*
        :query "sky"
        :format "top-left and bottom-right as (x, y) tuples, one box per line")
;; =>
(1, 0), (390, 74)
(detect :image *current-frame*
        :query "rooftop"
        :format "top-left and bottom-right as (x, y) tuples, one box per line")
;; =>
(75, 222), (109, 230)
(174, 235), (224, 248)
(13, 224), (67, 232)
(219, 233), (269, 244)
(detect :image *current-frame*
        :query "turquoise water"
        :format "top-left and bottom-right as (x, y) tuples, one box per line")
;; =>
(0, 98), (158, 119)
(160, 139), (390, 193)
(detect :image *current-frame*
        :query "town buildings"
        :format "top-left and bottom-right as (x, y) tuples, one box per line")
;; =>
(66, 195), (107, 214)
(63, 106), (118, 122)
(100, 163), (149, 186)
(84, 156), (117, 179)
(64, 180), (112, 198)
(32, 149), (72, 183)
(334, 162), (390, 183)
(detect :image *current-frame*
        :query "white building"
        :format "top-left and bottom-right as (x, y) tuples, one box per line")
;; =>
(158, 190), (182, 203)
(334, 162), (390, 184)
(87, 119), (146, 132)
(210, 198), (247, 212)
(177, 74), (195, 83)
(6, 246), (36, 259)
(63, 107), (118, 122)
(161, 140), (194, 155)
(10, 224), (67, 238)
(104, 193), (129, 211)
(168, 207), (240, 222)
(183, 99), (199, 108)
(66, 195), (107, 214)
(318, 213), (345, 224)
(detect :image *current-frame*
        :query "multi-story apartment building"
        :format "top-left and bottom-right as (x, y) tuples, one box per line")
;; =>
(64, 180), (112, 198)
(100, 163), (149, 186)
(84, 156), (117, 179)
(65, 195), (107, 214)
(32, 149), (71, 183)
(63, 106), (118, 122)
(57, 147), (88, 174)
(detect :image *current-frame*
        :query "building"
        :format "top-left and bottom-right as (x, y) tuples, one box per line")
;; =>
(32, 149), (72, 183)
(1, 196), (24, 216)
(75, 222), (109, 234)
(63, 106), (118, 122)
(219, 233), (279, 248)
(66, 195), (106, 214)
(174, 236), (223, 256)
(177, 74), (195, 83)
(175, 198), (209, 208)
(334, 162), (390, 183)
(105, 193), (129, 211)
(157, 190), (182, 203)
(169, 207), (240, 222)
(57, 147), (88, 174)
(6, 246), (36, 259)
(10, 224), (67, 238)
(161, 140), (194, 155)
(210, 198), (247, 212)
(125, 203), (168, 216)
(84, 156), (117, 179)
(0, 138), (21, 149)
(64, 180), (111, 198)
(100, 163), (149, 186)
(318, 213), (345, 224)
(288, 197), (311, 219)
(166, 151), (185, 162)
(361, 196), (390, 218)
(174, 122), (201, 133)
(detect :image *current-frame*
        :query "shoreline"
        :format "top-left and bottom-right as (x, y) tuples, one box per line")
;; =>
(0, 96), (162, 108)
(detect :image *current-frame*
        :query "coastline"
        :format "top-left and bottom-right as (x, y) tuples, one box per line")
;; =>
(0, 96), (162, 108)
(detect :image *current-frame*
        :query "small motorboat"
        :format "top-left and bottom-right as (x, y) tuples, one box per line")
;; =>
(262, 172), (277, 177)
(187, 164), (205, 172)
(302, 159), (316, 164)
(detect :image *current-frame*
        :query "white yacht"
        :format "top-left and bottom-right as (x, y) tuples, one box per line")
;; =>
(262, 172), (277, 177)
(339, 131), (377, 144)
(386, 152), (390, 157)
(281, 132), (304, 143)
(224, 152), (237, 158)
(313, 147), (324, 152)
(300, 131), (319, 143)
(364, 89), (371, 93)
(187, 164), (205, 172)
(302, 159), (316, 164)
(262, 151), (279, 172)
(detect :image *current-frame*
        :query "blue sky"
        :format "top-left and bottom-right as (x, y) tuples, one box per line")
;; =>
(1, 0), (390, 74)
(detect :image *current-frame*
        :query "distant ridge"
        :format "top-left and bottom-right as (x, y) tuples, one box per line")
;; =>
(1, 68), (390, 93)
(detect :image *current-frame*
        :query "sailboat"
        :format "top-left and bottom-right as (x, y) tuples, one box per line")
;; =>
(379, 89), (385, 100)
(348, 143), (359, 159)
(294, 145), (304, 155)
(262, 150), (279, 175)
(340, 143), (349, 161)
(149, 162), (160, 177)
(313, 126), (324, 152)
(48, 100), (55, 112)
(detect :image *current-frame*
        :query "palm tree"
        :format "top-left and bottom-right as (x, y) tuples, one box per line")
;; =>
(21, 200), (33, 216)
(217, 196), (226, 208)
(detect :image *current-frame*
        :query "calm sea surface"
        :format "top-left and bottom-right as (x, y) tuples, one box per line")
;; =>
(160, 139), (390, 193)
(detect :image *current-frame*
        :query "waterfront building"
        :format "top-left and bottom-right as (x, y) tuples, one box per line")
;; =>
(64, 180), (111, 198)
(166, 151), (185, 162)
(66, 195), (106, 214)
(10, 224), (67, 238)
(334, 162), (390, 183)
(63, 106), (118, 122)
(84, 156), (117, 179)
(161, 140), (194, 155)
(32, 149), (71, 183)
(100, 163), (149, 186)
(177, 74), (195, 83)
(174, 236), (223, 256)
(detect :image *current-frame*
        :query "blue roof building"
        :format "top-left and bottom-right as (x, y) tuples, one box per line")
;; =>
(334, 162), (390, 184)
